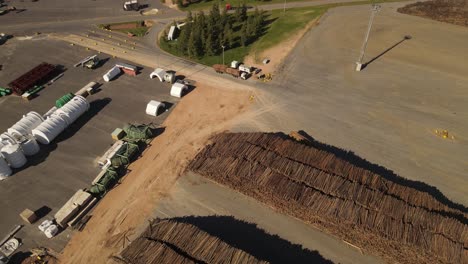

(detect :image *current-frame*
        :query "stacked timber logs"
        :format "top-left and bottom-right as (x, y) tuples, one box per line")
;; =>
(188, 132), (468, 264)
(119, 219), (269, 264)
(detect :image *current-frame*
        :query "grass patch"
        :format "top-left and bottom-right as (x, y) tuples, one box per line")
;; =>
(98, 21), (150, 37)
(163, 0), (408, 66)
(181, 0), (404, 11)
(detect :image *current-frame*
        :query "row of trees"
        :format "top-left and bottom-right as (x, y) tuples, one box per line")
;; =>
(174, 4), (265, 59)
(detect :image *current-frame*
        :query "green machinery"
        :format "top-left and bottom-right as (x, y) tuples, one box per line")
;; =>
(21, 85), (44, 100)
(87, 123), (156, 197)
(0, 87), (12, 97)
(123, 123), (155, 142)
(88, 167), (120, 197)
(55, 93), (75, 108)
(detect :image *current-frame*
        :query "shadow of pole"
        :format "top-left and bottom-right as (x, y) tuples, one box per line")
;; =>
(363, 35), (412, 70)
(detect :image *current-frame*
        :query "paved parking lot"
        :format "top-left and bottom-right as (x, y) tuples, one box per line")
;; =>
(0, 37), (178, 252)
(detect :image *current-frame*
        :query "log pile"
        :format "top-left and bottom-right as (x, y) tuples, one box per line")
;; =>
(119, 218), (269, 264)
(188, 132), (468, 264)
(398, 0), (468, 27)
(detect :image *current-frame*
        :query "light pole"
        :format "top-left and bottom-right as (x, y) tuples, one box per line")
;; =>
(283, 0), (286, 13)
(221, 45), (225, 65)
(356, 4), (381, 72)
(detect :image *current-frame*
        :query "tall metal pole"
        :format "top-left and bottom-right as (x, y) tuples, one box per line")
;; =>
(356, 4), (381, 71)
(283, 0), (286, 13)
(222, 45), (225, 65)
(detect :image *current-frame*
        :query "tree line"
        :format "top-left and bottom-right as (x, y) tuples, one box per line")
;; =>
(174, 4), (266, 59)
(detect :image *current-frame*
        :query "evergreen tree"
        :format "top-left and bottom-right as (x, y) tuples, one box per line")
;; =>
(234, 4), (242, 22)
(187, 10), (193, 22)
(220, 6), (228, 28)
(253, 8), (264, 35)
(177, 24), (191, 55)
(240, 4), (247, 21)
(187, 31), (197, 58)
(240, 24), (247, 46)
(205, 34), (214, 56)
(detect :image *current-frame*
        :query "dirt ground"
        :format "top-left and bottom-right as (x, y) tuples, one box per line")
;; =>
(244, 18), (321, 74)
(58, 84), (250, 263)
(235, 2), (468, 206)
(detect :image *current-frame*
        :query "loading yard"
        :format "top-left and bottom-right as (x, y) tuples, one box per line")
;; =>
(0, 38), (178, 252)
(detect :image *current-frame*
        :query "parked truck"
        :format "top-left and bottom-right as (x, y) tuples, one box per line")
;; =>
(123, 0), (140, 11)
(213, 64), (241, 78)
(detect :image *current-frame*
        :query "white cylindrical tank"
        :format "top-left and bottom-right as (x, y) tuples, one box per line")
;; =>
(7, 112), (44, 138)
(20, 137), (40, 156)
(1, 144), (27, 169)
(43, 106), (58, 120)
(103, 66), (121, 82)
(0, 133), (17, 145)
(32, 114), (68, 145)
(57, 95), (89, 125)
(0, 155), (12, 179)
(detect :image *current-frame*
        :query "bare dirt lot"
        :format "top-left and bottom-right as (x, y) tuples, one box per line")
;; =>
(59, 84), (250, 264)
(235, 2), (468, 206)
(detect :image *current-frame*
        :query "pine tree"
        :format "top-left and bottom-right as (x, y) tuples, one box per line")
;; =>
(234, 4), (242, 22)
(240, 24), (247, 46)
(187, 10), (193, 22)
(187, 31), (197, 58)
(240, 4), (247, 21)
(177, 24), (191, 55)
(205, 34), (214, 56)
(220, 6), (228, 28)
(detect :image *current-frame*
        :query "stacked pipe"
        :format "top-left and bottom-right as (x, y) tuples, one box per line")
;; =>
(0, 112), (44, 178)
(0, 96), (89, 179)
(33, 95), (89, 144)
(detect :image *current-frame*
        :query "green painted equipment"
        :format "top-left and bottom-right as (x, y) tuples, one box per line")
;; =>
(88, 168), (120, 197)
(123, 124), (154, 141)
(56, 93), (75, 108)
(22, 85), (44, 100)
(110, 142), (139, 167)
(0, 87), (12, 97)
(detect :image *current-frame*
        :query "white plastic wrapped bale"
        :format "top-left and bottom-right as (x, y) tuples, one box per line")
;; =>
(0, 133), (16, 146)
(20, 137), (40, 156)
(1, 144), (27, 169)
(43, 106), (58, 120)
(32, 113), (68, 145)
(150, 68), (165, 82)
(145, 100), (165, 116)
(7, 111), (44, 138)
(0, 154), (12, 179)
(103, 66), (121, 82)
(57, 95), (89, 125)
(170, 82), (188, 98)
(44, 224), (58, 238)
